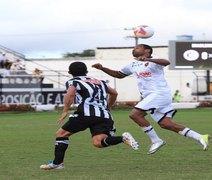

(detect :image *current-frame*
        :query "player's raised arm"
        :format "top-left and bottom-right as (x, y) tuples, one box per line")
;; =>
(136, 57), (170, 66)
(92, 63), (125, 79)
(147, 58), (170, 66)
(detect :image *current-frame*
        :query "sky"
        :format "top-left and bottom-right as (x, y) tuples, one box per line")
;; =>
(0, 0), (212, 58)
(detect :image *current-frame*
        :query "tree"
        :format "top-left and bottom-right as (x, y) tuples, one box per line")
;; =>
(63, 49), (95, 58)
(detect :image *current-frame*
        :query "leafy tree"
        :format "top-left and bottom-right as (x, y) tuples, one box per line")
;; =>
(63, 49), (95, 58)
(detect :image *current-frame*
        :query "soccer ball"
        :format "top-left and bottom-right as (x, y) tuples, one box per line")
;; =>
(133, 25), (154, 39)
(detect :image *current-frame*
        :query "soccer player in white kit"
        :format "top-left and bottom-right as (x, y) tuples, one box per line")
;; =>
(92, 44), (210, 154)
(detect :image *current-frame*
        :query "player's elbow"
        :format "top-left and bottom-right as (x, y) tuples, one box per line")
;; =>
(111, 92), (118, 101)
(113, 91), (118, 97)
(116, 71), (126, 79)
(117, 75), (124, 79)
(164, 60), (170, 66)
(166, 61), (170, 66)
(108, 87), (118, 97)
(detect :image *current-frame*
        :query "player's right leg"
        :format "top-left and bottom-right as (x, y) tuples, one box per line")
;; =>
(40, 115), (86, 170)
(130, 108), (165, 154)
(40, 128), (71, 170)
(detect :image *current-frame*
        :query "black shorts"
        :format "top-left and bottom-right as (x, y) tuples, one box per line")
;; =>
(62, 114), (116, 137)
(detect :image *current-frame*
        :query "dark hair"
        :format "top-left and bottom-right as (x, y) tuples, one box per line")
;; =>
(138, 44), (153, 55)
(69, 61), (87, 76)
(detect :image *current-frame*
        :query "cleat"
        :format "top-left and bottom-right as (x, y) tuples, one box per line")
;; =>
(148, 140), (166, 155)
(122, 132), (139, 150)
(199, 135), (211, 151)
(40, 161), (64, 170)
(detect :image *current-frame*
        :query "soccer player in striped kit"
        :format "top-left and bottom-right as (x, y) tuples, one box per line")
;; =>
(40, 61), (138, 170)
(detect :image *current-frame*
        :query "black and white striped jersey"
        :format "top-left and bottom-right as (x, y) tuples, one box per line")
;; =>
(66, 76), (112, 119)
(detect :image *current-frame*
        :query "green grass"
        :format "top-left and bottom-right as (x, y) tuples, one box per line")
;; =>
(0, 108), (212, 180)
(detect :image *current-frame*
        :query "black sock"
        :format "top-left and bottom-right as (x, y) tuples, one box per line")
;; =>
(53, 137), (69, 165)
(101, 136), (123, 147)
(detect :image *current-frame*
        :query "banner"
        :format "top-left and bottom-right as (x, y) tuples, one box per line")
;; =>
(0, 90), (66, 105)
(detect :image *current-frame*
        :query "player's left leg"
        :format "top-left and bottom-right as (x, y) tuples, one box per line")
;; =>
(159, 117), (211, 151)
(91, 117), (138, 150)
(92, 134), (121, 147)
(92, 133), (139, 150)
(130, 108), (165, 154)
(133, 95), (167, 154)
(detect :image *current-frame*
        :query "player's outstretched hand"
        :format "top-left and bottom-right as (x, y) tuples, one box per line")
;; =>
(92, 63), (103, 70)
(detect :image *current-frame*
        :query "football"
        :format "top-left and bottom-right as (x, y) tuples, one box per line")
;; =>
(133, 25), (154, 39)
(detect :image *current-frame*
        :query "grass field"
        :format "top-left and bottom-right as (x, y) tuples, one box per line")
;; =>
(0, 108), (212, 180)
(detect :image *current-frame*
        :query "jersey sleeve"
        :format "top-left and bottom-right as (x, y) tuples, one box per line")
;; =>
(119, 62), (133, 76)
(65, 79), (77, 90)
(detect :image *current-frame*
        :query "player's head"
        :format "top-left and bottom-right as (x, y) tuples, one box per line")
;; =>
(68, 61), (88, 76)
(132, 44), (153, 58)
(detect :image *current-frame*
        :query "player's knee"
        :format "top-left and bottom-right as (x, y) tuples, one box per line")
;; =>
(56, 130), (62, 137)
(93, 141), (102, 148)
(92, 139), (102, 148)
(55, 128), (70, 138)
(93, 143), (102, 148)
(129, 109), (145, 121)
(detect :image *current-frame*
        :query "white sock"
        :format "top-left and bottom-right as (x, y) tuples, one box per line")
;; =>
(178, 127), (201, 141)
(142, 125), (162, 143)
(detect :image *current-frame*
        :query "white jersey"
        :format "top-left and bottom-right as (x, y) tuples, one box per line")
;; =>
(119, 60), (171, 98)
(119, 59), (176, 123)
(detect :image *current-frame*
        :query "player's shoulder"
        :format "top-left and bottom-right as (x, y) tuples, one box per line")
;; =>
(84, 76), (106, 85)
(65, 77), (82, 86)
(67, 76), (105, 85)
(122, 61), (136, 68)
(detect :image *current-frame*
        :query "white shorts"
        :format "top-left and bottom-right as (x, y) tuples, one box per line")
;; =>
(135, 93), (177, 123)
